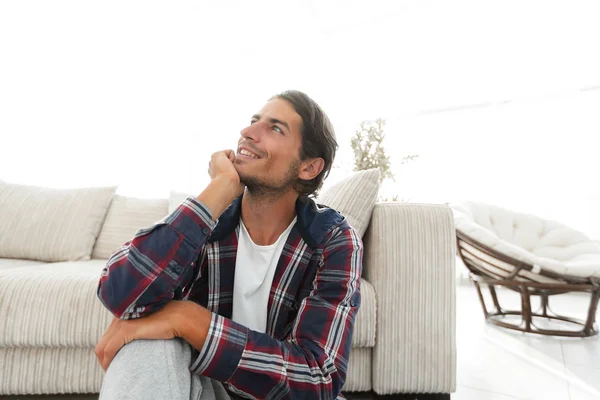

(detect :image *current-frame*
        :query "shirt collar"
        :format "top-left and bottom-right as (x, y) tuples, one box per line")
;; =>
(208, 194), (344, 248)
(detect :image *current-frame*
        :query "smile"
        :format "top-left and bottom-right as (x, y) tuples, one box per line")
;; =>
(238, 148), (260, 159)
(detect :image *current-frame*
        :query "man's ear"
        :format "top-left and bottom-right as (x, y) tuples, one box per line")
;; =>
(299, 158), (325, 181)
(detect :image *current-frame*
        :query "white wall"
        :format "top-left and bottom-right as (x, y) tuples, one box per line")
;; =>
(1, 0), (598, 238)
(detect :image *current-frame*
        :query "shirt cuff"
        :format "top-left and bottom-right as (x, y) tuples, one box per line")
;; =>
(164, 196), (216, 246)
(189, 312), (248, 382)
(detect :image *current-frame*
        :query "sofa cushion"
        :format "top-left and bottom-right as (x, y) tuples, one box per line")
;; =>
(0, 182), (116, 262)
(0, 260), (113, 347)
(316, 169), (380, 237)
(344, 348), (373, 392)
(0, 258), (48, 271)
(0, 347), (104, 395)
(352, 278), (376, 348)
(92, 195), (168, 259)
(452, 201), (600, 279)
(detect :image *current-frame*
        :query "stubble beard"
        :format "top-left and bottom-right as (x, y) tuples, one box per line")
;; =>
(239, 159), (301, 200)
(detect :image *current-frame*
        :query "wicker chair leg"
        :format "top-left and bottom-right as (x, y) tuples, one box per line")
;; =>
(520, 285), (532, 331)
(473, 280), (489, 318)
(584, 287), (600, 335)
(540, 292), (549, 317)
(489, 285), (503, 313)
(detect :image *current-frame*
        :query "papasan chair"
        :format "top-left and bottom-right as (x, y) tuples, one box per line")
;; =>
(450, 201), (600, 337)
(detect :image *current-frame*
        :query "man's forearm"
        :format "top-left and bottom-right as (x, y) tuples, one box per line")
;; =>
(176, 301), (213, 351)
(197, 176), (242, 222)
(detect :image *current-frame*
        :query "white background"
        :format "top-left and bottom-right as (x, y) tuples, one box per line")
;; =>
(1, 0), (599, 239)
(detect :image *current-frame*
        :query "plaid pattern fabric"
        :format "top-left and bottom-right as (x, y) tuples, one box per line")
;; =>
(98, 195), (363, 399)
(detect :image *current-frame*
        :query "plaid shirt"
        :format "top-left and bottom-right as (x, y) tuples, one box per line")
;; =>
(98, 195), (363, 400)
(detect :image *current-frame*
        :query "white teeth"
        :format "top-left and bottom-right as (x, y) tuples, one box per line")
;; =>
(240, 149), (258, 159)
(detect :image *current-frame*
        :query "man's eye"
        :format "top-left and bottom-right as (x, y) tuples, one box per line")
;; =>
(250, 120), (257, 125)
(273, 126), (283, 133)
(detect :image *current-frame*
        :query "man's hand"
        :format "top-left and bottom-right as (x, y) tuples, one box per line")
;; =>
(95, 301), (184, 371)
(207, 150), (239, 182)
(198, 150), (246, 221)
(208, 150), (245, 199)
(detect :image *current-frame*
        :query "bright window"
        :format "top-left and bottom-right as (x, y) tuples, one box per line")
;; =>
(1, 0), (598, 238)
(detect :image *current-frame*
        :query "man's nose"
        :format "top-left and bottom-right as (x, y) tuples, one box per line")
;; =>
(240, 122), (262, 142)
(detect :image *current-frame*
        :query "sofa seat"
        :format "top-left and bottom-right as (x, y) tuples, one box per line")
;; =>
(0, 258), (48, 271)
(0, 260), (112, 347)
(0, 257), (377, 394)
(0, 258), (377, 349)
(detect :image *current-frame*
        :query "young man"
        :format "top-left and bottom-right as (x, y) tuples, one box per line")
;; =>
(95, 90), (363, 400)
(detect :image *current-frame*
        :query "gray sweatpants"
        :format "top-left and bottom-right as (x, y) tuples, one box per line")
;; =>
(99, 339), (232, 400)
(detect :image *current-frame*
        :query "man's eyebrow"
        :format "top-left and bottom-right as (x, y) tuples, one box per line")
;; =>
(251, 114), (290, 132)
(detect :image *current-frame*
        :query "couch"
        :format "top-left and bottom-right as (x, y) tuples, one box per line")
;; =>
(0, 172), (456, 397)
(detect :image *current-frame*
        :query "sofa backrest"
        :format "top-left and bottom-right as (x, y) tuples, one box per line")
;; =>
(91, 195), (168, 259)
(92, 168), (382, 259)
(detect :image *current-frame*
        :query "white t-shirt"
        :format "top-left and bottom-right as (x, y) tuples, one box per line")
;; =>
(231, 216), (297, 333)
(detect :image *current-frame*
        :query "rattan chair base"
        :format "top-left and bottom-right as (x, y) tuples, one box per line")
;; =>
(470, 273), (600, 337)
(455, 231), (600, 338)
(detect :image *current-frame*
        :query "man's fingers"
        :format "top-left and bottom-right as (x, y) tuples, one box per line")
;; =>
(224, 149), (235, 159)
(94, 317), (121, 367)
(100, 336), (127, 372)
(214, 149), (235, 160)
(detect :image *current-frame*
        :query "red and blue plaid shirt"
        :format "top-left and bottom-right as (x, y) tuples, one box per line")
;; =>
(98, 195), (363, 399)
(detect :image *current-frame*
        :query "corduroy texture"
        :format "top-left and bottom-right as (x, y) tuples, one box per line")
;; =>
(0, 347), (372, 395)
(342, 347), (373, 392)
(0, 260), (113, 347)
(317, 169), (380, 238)
(0, 347), (104, 395)
(364, 203), (456, 394)
(0, 257), (375, 349)
(91, 195), (168, 259)
(0, 182), (116, 262)
(352, 278), (376, 348)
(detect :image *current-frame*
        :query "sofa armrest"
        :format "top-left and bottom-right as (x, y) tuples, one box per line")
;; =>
(363, 202), (456, 394)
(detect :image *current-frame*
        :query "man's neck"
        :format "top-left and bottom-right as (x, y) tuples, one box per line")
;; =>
(240, 189), (298, 246)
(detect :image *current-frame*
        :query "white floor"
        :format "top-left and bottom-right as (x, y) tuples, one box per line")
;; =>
(455, 280), (600, 400)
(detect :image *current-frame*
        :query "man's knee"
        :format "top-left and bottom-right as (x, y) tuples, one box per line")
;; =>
(113, 339), (168, 361)
(112, 338), (190, 363)
(100, 339), (196, 400)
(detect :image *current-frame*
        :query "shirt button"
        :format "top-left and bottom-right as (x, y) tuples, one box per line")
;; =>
(190, 262), (195, 267)
(202, 228), (209, 234)
(174, 265), (183, 273)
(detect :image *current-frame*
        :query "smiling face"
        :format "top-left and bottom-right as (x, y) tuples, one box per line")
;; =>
(235, 98), (308, 196)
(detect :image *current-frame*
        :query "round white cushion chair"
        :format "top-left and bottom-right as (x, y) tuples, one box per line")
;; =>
(451, 201), (600, 337)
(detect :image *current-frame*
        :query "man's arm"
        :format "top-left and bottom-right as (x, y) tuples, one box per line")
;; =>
(97, 150), (244, 320)
(185, 226), (363, 400)
(97, 194), (214, 319)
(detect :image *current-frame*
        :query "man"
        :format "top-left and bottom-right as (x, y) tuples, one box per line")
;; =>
(95, 90), (363, 400)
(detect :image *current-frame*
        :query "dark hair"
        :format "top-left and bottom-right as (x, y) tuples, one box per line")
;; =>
(272, 90), (338, 198)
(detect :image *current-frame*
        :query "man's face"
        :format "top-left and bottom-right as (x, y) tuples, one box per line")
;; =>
(235, 98), (304, 195)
